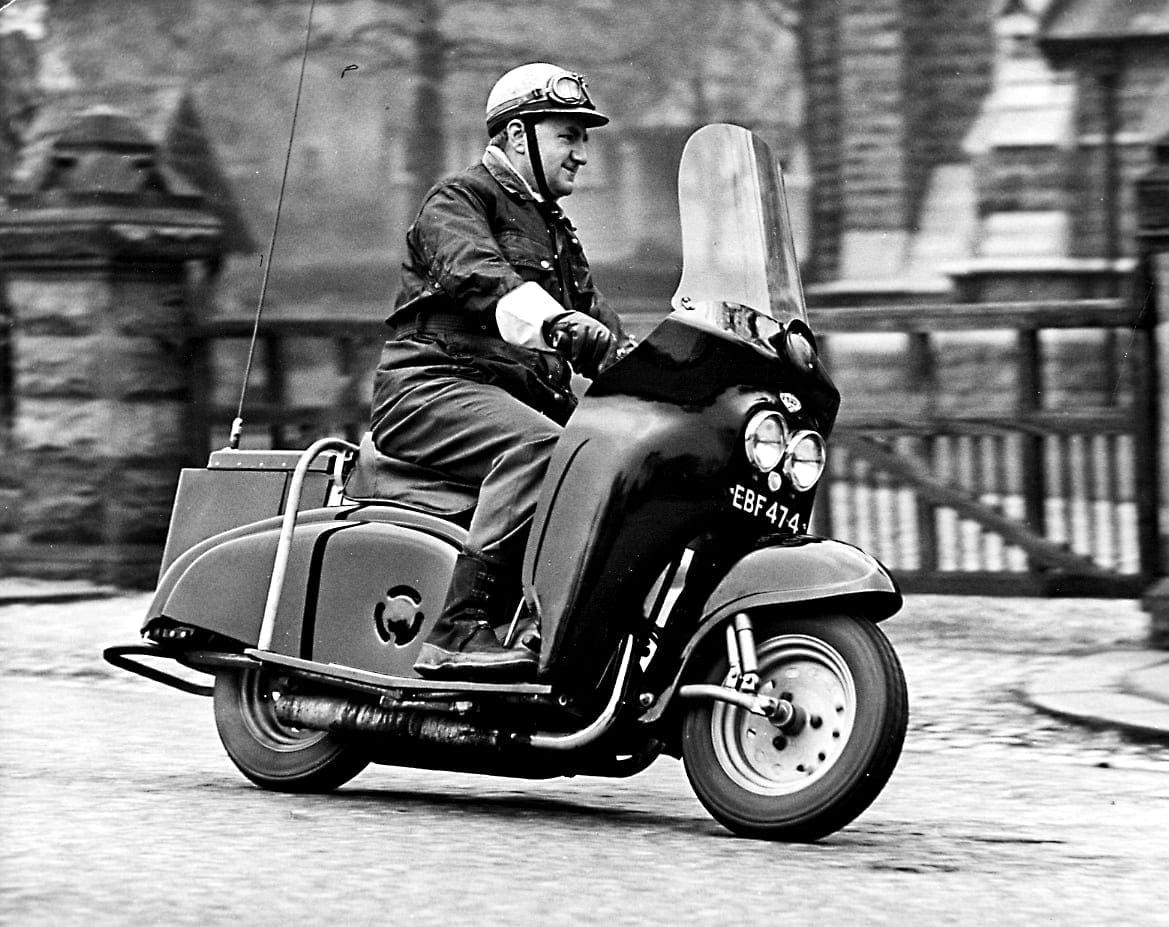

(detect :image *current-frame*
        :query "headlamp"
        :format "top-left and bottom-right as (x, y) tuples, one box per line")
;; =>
(781, 321), (818, 370)
(783, 430), (827, 491)
(743, 410), (789, 473)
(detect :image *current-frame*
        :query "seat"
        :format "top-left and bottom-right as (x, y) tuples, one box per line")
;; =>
(343, 433), (477, 528)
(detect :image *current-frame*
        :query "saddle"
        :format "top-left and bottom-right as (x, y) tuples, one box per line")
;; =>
(343, 433), (476, 528)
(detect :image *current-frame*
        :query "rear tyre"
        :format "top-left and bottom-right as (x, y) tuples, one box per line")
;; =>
(213, 668), (369, 792)
(682, 614), (907, 841)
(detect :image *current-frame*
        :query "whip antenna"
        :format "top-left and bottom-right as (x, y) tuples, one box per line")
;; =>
(229, 0), (318, 449)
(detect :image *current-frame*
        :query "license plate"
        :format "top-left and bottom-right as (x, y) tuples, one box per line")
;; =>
(729, 483), (803, 532)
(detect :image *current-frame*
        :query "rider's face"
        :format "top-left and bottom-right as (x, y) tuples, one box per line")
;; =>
(510, 116), (590, 199)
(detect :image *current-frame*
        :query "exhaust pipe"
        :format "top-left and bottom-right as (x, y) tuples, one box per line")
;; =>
(273, 636), (638, 754)
(273, 693), (530, 752)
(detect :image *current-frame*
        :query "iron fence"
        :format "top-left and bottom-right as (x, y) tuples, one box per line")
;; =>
(190, 294), (1159, 596)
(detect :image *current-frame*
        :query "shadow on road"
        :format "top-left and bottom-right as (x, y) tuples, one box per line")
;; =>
(325, 783), (726, 839)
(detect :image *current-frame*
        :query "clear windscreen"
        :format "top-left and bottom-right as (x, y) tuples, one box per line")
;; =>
(670, 124), (807, 352)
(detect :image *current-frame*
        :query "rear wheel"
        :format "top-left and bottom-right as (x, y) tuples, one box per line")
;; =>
(682, 614), (907, 841)
(213, 668), (369, 792)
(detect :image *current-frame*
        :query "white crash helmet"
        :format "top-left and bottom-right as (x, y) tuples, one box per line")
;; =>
(485, 62), (609, 136)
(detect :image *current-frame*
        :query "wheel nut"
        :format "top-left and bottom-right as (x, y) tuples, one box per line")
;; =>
(810, 715), (823, 729)
(772, 736), (787, 751)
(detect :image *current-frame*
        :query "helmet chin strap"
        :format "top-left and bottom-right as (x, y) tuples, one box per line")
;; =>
(522, 118), (557, 205)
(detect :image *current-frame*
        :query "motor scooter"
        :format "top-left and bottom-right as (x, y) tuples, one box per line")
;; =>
(105, 123), (907, 842)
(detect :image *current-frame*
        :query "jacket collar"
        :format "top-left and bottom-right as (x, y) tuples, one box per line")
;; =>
(481, 146), (575, 228)
(482, 145), (544, 204)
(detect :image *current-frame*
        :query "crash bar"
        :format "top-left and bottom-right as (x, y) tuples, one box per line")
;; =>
(257, 437), (358, 652)
(528, 636), (636, 751)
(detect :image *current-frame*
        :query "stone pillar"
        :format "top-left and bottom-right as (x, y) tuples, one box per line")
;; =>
(0, 109), (223, 588)
(1135, 133), (1169, 646)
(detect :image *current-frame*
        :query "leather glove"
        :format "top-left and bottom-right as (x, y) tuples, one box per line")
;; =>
(543, 310), (616, 379)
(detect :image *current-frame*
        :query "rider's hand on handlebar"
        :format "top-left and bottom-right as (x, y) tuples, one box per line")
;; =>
(544, 311), (615, 379)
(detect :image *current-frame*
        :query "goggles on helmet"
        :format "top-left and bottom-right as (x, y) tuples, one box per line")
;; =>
(540, 72), (593, 107)
(486, 72), (600, 132)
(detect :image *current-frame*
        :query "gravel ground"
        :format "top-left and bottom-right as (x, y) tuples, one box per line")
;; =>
(2, 590), (1164, 770)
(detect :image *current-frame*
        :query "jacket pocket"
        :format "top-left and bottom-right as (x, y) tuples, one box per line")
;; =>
(497, 231), (556, 282)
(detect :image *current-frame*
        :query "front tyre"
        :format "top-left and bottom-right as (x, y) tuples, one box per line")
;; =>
(213, 669), (369, 792)
(682, 614), (907, 841)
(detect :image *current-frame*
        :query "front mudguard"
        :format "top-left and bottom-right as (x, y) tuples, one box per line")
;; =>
(703, 535), (901, 624)
(640, 536), (900, 727)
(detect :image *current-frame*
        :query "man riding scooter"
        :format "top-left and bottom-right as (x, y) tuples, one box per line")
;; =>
(370, 63), (631, 681)
(109, 119), (909, 841)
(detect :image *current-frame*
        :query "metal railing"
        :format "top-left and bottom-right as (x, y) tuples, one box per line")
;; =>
(810, 297), (1158, 595)
(189, 294), (1160, 596)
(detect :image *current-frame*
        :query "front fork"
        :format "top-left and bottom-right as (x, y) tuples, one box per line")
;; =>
(727, 613), (761, 692)
(677, 613), (807, 732)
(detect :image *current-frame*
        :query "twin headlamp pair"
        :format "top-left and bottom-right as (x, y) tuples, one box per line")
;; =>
(743, 410), (826, 492)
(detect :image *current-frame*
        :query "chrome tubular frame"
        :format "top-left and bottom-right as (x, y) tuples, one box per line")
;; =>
(529, 636), (637, 751)
(256, 437), (358, 652)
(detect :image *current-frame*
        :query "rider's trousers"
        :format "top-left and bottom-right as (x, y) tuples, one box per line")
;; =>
(370, 335), (562, 570)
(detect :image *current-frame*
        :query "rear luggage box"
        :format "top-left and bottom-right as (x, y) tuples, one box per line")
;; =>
(158, 449), (337, 577)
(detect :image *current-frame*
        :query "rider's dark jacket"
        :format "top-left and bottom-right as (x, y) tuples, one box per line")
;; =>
(382, 149), (627, 423)
(363, 149), (629, 518)
(389, 150), (618, 331)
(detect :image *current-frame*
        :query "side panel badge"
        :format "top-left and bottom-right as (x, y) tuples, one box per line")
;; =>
(373, 586), (424, 646)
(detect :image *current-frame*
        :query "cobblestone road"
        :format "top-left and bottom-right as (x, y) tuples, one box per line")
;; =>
(2, 594), (1167, 926)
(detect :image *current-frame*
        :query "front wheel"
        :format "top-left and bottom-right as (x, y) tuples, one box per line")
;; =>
(213, 669), (369, 793)
(681, 614), (907, 841)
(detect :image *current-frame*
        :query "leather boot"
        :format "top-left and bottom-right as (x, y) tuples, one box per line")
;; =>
(413, 551), (537, 681)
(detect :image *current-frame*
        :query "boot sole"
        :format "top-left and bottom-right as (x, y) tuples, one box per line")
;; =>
(413, 643), (537, 681)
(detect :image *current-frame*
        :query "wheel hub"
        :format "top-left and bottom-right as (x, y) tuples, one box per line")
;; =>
(711, 634), (856, 795)
(239, 671), (330, 752)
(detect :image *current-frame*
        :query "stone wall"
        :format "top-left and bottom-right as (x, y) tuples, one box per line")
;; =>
(0, 108), (226, 587)
(840, 0), (911, 233)
(803, 1), (844, 283)
(906, 0), (996, 172)
(806, 0), (995, 281)
(1066, 48), (1166, 259)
